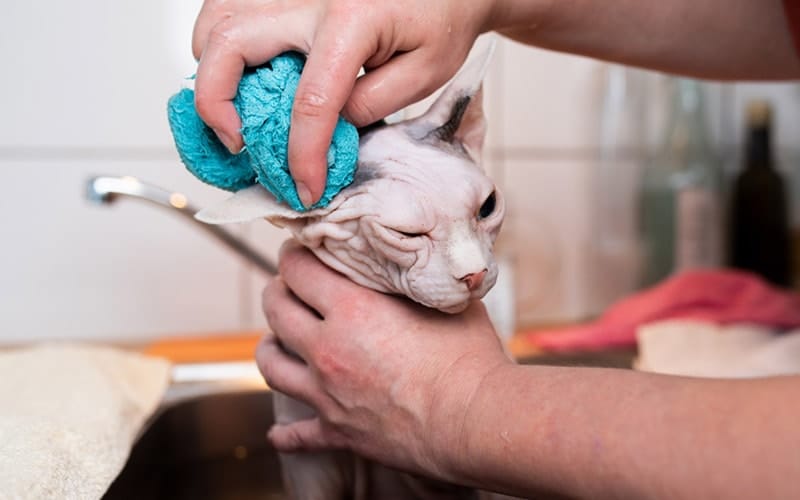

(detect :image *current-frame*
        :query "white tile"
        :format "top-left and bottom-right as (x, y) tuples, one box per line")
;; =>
(496, 156), (599, 325)
(495, 40), (606, 150)
(481, 36), (506, 179)
(588, 155), (646, 312)
(636, 70), (730, 151)
(488, 49), (727, 155)
(494, 152), (646, 325)
(1, 0), (203, 149)
(0, 158), (254, 344)
(239, 221), (291, 329)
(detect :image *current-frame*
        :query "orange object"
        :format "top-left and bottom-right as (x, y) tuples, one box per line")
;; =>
(144, 331), (264, 364)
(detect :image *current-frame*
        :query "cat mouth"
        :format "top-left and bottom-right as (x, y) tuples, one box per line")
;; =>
(438, 301), (471, 314)
(410, 288), (471, 314)
(408, 272), (497, 314)
(422, 289), (481, 314)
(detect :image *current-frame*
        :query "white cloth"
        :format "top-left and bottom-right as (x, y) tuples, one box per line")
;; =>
(635, 320), (800, 378)
(0, 343), (170, 499)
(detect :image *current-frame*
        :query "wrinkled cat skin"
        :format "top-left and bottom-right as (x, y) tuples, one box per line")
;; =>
(197, 42), (504, 314)
(198, 41), (516, 500)
(276, 123), (504, 313)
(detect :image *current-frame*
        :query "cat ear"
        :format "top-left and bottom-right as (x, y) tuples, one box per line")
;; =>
(195, 184), (328, 226)
(417, 38), (496, 161)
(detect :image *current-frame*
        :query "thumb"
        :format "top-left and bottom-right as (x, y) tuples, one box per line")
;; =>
(267, 418), (344, 452)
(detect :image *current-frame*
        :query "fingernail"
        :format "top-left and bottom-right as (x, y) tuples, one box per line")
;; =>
(214, 128), (242, 154)
(296, 182), (313, 209)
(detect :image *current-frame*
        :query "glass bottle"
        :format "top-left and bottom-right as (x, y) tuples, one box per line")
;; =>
(729, 100), (792, 286)
(639, 78), (722, 287)
(593, 64), (647, 310)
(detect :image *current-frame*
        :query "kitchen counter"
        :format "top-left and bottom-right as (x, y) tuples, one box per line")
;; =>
(144, 329), (636, 369)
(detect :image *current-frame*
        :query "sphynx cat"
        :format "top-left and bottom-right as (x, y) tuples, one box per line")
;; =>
(199, 41), (519, 500)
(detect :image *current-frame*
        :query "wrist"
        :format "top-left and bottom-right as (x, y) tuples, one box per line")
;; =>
(481, 0), (557, 34)
(439, 362), (564, 498)
(426, 354), (518, 485)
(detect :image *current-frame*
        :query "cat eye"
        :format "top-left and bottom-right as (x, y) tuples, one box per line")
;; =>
(478, 191), (496, 220)
(384, 226), (426, 239)
(397, 230), (425, 238)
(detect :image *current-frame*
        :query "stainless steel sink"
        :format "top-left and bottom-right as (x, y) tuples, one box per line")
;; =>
(104, 389), (282, 500)
(104, 388), (482, 500)
(104, 350), (634, 499)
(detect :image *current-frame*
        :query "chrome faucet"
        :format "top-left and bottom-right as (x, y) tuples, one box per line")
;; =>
(86, 175), (277, 276)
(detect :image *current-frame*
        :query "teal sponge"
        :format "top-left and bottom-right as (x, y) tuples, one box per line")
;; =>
(167, 52), (359, 211)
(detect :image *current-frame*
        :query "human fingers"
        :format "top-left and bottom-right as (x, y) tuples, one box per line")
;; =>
(277, 240), (359, 317)
(261, 276), (320, 361)
(287, 12), (376, 207)
(192, 0), (235, 60)
(192, 0), (274, 60)
(268, 418), (346, 452)
(343, 49), (452, 126)
(256, 331), (325, 407)
(195, 10), (314, 153)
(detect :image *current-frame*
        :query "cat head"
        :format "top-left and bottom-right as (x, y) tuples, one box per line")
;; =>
(198, 41), (504, 313)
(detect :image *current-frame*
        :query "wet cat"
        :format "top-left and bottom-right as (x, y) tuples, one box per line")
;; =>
(199, 41), (515, 500)
(197, 42), (504, 315)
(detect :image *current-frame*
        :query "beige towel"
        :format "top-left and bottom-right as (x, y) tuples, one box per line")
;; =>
(635, 320), (800, 378)
(0, 343), (171, 499)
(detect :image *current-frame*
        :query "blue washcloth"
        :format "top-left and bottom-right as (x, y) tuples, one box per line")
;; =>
(167, 52), (359, 211)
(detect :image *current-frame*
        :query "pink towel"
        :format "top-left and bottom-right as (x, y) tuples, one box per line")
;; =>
(525, 269), (800, 352)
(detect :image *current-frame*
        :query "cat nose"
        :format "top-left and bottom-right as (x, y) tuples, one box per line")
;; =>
(460, 269), (487, 291)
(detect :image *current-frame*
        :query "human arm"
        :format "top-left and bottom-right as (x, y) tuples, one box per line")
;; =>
(191, 0), (799, 207)
(491, 0), (800, 81)
(454, 361), (800, 498)
(191, 0), (491, 206)
(258, 241), (800, 499)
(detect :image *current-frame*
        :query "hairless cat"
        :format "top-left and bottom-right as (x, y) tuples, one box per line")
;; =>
(199, 41), (518, 500)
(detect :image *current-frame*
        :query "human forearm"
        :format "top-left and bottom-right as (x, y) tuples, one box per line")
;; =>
(259, 243), (800, 498)
(448, 365), (800, 498)
(485, 0), (800, 80)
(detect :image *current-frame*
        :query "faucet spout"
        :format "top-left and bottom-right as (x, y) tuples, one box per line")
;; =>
(86, 176), (278, 276)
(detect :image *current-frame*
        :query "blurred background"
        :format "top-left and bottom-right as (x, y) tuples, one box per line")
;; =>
(1, 1), (799, 344)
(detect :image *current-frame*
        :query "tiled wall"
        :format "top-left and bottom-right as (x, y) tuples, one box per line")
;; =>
(1, 4), (798, 343)
(478, 39), (800, 327)
(0, 0), (284, 343)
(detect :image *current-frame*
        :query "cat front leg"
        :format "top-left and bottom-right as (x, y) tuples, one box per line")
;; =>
(273, 390), (360, 500)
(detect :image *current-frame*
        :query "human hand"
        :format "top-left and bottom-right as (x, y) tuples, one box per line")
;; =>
(256, 240), (512, 480)
(191, 0), (493, 207)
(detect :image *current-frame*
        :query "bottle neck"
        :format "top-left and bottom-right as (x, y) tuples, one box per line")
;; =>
(746, 125), (773, 170)
(660, 79), (712, 161)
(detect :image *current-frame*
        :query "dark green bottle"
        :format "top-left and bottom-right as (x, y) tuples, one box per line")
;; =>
(729, 100), (792, 287)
